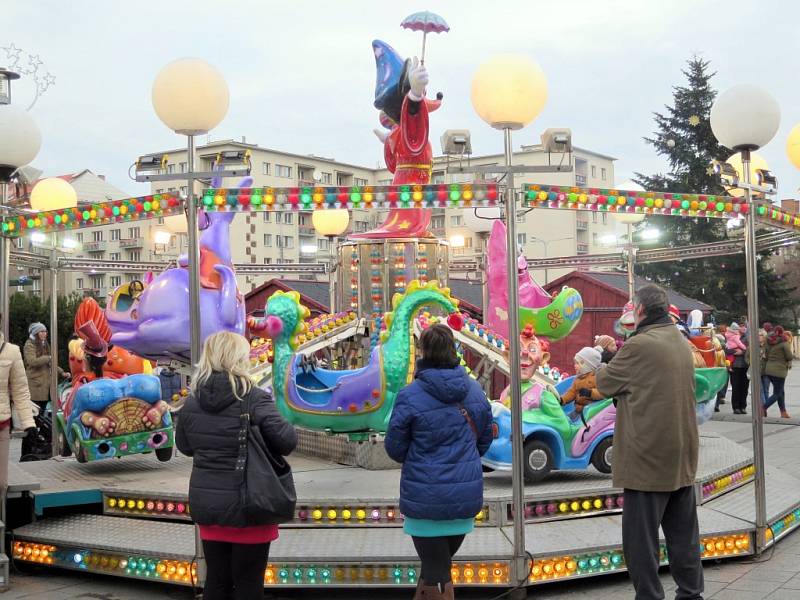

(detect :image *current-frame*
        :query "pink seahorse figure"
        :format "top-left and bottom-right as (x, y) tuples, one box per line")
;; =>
(487, 219), (552, 339)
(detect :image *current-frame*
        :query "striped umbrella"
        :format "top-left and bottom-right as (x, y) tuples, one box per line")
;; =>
(400, 10), (450, 64)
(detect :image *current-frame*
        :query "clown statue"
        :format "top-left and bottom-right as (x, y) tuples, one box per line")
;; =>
(352, 40), (442, 239)
(499, 324), (554, 411)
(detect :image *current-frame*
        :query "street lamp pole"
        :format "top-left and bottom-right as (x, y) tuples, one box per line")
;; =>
(185, 134), (201, 363)
(502, 127), (528, 583)
(626, 223), (635, 300)
(741, 150), (768, 550)
(0, 183), (9, 341)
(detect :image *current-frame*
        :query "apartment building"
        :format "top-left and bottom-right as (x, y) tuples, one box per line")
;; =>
(146, 139), (379, 291)
(10, 170), (164, 299)
(424, 144), (620, 283)
(11, 137), (620, 299)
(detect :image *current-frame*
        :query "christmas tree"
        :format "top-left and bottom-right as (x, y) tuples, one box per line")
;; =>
(634, 57), (795, 325)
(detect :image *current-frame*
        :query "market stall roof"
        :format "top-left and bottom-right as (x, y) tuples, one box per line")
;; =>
(546, 270), (714, 313)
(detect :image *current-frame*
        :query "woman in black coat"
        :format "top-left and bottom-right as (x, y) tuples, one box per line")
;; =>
(176, 331), (297, 600)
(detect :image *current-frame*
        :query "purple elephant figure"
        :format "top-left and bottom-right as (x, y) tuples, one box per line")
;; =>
(105, 208), (245, 362)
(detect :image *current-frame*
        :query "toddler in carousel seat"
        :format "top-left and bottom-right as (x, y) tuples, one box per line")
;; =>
(561, 347), (604, 419)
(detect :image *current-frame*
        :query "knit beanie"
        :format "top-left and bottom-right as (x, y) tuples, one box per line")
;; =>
(594, 335), (617, 352)
(729, 322), (740, 332)
(28, 322), (46, 339)
(575, 346), (602, 375)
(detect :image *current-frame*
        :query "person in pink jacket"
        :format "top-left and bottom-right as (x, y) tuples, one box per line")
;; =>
(724, 323), (747, 356)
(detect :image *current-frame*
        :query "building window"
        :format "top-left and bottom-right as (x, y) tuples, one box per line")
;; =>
(263, 211), (271, 222)
(170, 235), (177, 248)
(128, 226), (140, 238)
(129, 250), (141, 262)
(14, 238), (22, 249)
(517, 233), (526, 246)
(263, 257), (272, 265)
(76, 278), (83, 290)
(602, 213), (607, 224)
(110, 252), (121, 261)
(264, 234), (272, 247)
(157, 217), (164, 225)
(431, 171), (445, 184)
(283, 236), (294, 249)
(321, 172), (332, 184)
(262, 162), (271, 175)
(355, 220), (368, 232)
(592, 212), (598, 223)
(431, 215), (445, 229)
(299, 214), (308, 226)
(167, 164), (175, 174)
(283, 213), (293, 224)
(275, 164), (291, 178)
(593, 233), (598, 246)
(591, 165), (596, 177)
(601, 167), (607, 181)
(378, 178), (393, 186)
(180, 186), (188, 197)
(110, 275), (122, 287)
(450, 215), (463, 227)
(92, 231), (104, 242)
(90, 274), (105, 288)
(179, 162), (187, 173)
(354, 177), (368, 187)
(75, 233), (84, 242)
(111, 229), (120, 241)
(318, 238), (329, 251)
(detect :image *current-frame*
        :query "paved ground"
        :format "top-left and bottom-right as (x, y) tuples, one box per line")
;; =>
(5, 366), (800, 599)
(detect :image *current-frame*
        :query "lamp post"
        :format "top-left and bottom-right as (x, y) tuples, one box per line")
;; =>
(612, 213), (646, 299)
(312, 209), (350, 312)
(711, 83), (780, 553)
(0, 71), (42, 341)
(29, 176), (79, 456)
(152, 58), (229, 366)
(471, 54), (548, 588)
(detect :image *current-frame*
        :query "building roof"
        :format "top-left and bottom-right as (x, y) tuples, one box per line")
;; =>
(245, 277), (482, 316)
(448, 278), (483, 315)
(546, 271), (714, 313)
(147, 139), (377, 173)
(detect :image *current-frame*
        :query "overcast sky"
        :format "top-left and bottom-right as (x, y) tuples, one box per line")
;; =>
(5, 0), (800, 198)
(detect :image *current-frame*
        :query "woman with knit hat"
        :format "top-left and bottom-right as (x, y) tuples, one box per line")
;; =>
(22, 322), (66, 414)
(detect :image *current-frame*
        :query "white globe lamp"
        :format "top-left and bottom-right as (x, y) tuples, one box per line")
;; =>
(0, 105), (42, 182)
(152, 58), (229, 135)
(312, 209), (350, 238)
(470, 55), (548, 130)
(710, 85), (780, 151)
(30, 177), (78, 211)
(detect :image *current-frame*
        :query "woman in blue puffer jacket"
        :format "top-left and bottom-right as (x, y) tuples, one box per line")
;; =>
(385, 324), (493, 600)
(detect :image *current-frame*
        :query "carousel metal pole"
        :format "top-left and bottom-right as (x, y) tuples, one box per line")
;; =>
(742, 149), (768, 552)
(185, 135), (202, 365)
(49, 248), (60, 456)
(503, 127), (527, 583)
(0, 182), (9, 341)
(626, 223), (635, 299)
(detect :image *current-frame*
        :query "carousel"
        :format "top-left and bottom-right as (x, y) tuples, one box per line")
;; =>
(3, 12), (800, 596)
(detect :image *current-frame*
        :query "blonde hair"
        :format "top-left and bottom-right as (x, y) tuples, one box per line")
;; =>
(191, 331), (253, 400)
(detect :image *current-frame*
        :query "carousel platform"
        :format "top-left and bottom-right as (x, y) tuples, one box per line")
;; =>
(7, 433), (800, 590)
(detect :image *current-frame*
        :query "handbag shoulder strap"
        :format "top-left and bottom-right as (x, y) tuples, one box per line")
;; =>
(236, 395), (251, 473)
(457, 402), (478, 440)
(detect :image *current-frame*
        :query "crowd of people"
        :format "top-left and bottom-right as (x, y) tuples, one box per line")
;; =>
(1, 293), (796, 600)
(714, 320), (794, 418)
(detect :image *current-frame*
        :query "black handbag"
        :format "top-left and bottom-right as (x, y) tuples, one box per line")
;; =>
(236, 395), (296, 524)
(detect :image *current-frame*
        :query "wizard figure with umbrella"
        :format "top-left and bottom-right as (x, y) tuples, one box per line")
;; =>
(353, 11), (449, 239)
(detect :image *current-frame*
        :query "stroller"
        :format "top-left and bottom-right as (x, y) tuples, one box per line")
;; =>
(19, 408), (53, 462)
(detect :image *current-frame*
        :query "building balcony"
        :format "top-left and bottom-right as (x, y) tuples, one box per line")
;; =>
(297, 179), (317, 188)
(298, 225), (316, 236)
(576, 220), (588, 231)
(577, 243), (589, 254)
(84, 241), (105, 252)
(120, 238), (143, 249)
(575, 174), (588, 187)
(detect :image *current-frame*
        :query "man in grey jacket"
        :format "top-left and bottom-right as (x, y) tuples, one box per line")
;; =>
(596, 285), (703, 600)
